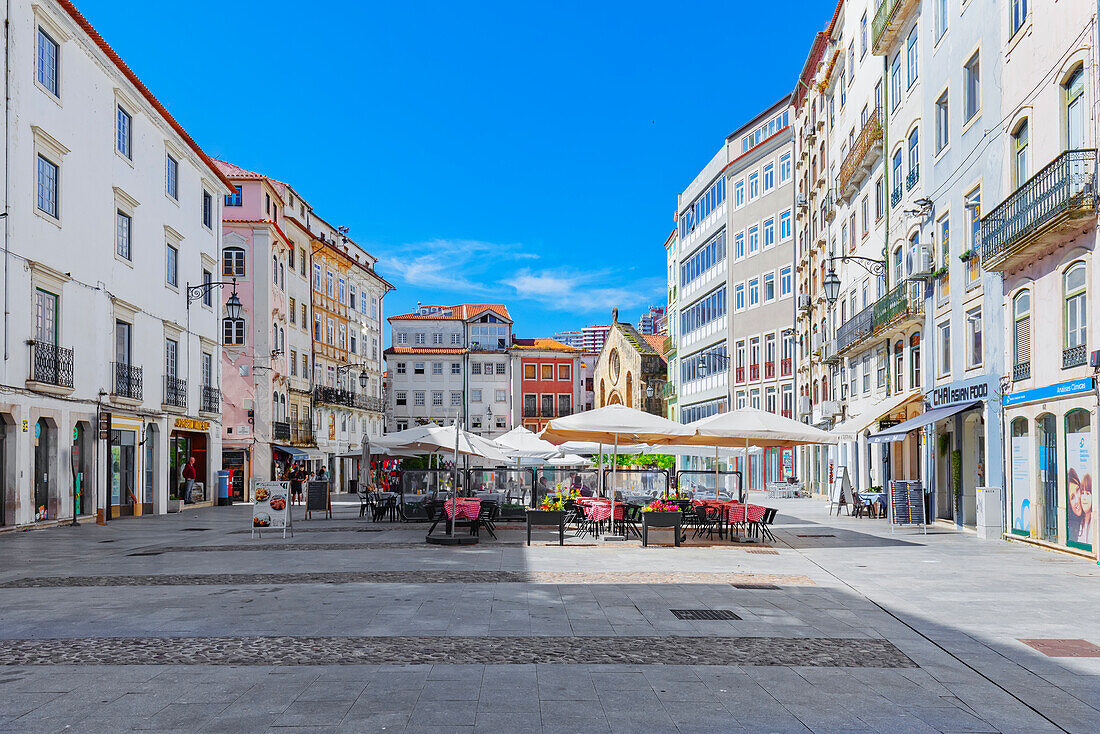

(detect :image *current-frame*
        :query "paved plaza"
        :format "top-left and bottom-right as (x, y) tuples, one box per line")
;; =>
(1, 496), (1099, 733)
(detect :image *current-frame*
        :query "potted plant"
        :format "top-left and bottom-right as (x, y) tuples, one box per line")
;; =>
(641, 499), (683, 546)
(167, 490), (183, 514)
(959, 248), (978, 262)
(527, 494), (567, 546)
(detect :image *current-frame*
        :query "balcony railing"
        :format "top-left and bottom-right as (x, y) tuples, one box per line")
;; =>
(200, 385), (220, 413)
(314, 386), (380, 410)
(781, 409), (793, 419)
(163, 376), (187, 409)
(891, 185), (902, 207)
(981, 149), (1098, 272)
(822, 189), (836, 221)
(273, 421), (291, 441)
(28, 341), (73, 388)
(361, 395), (385, 412)
(764, 362), (776, 379)
(837, 109), (883, 196)
(1064, 345), (1087, 369)
(1013, 362), (1031, 382)
(781, 357), (792, 376)
(735, 367), (745, 382)
(873, 0), (919, 54)
(906, 165), (919, 190)
(749, 364), (760, 381)
(290, 421), (315, 445)
(523, 406), (539, 418)
(111, 362), (142, 401)
(837, 279), (925, 356)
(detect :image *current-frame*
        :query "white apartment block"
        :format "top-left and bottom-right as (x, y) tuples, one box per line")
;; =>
(1, 1), (231, 526)
(386, 304), (514, 437)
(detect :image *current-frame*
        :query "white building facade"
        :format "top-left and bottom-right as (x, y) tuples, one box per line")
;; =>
(2, 0), (231, 526)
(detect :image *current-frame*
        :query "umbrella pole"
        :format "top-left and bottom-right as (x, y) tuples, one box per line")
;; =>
(715, 445), (719, 500)
(451, 425), (460, 537)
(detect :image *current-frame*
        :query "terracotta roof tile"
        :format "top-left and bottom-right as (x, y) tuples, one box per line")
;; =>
(511, 338), (580, 352)
(389, 303), (512, 322)
(384, 347), (465, 355)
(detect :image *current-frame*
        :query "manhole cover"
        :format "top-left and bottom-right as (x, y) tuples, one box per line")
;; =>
(671, 609), (741, 620)
(796, 534), (835, 538)
(1019, 639), (1100, 657)
(731, 583), (780, 590)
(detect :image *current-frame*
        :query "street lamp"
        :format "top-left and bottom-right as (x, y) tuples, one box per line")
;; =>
(820, 256), (887, 306)
(186, 277), (241, 314)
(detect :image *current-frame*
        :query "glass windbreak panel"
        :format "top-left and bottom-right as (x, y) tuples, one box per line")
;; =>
(399, 468), (463, 521)
(604, 469), (670, 502)
(676, 470), (743, 501)
(468, 468), (533, 518)
(534, 468), (599, 504)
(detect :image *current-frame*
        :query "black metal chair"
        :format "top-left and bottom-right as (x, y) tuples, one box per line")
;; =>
(359, 490), (376, 519)
(694, 505), (722, 540)
(472, 501), (498, 539)
(619, 504), (642, 539)
(753, 507), (778, 543)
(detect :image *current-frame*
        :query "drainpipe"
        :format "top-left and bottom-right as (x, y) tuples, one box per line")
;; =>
(3, 0), (10, 363)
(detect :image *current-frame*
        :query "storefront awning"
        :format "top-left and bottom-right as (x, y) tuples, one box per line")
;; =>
(831, 391), (922, 441)
(273, 444), (308, 460)
(867, 401), (981, 444)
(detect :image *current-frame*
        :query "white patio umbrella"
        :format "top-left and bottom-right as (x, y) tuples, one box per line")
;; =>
(548, 454), (589, 467)
(541, 405), (693, 538)
(495, 426), (559, 460)
(680, 408), (838, 498)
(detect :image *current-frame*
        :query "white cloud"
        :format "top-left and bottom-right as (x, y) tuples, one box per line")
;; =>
(379, 238), (537, 293)
(502, 267), (664, 314)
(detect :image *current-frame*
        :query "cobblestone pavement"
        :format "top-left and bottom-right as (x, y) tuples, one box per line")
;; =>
(0, 635), (912, 667)
(0, 495), (1098, 732)
(1, 570), (813, 588)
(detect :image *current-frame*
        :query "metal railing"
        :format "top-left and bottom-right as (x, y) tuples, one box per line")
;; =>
(872, 0), (912, 52)
(273, 421), (291, 441)
(781, 357), (793, 376)
(314, 386), (381, 411)
(891, 186), (903, 207)
(837, 279), (924, 355)
(735, 367), (745, 382)
(1013, 362), (1031, 382)
(981, 149), (1097, 270)
(1063, 345), (1087, 369)
(837, 109), (883, 194)
(360, 395), (384, 412)
(749, 364), (760, 381)
(163, 376), (187, 408)
(837, 305), (874, 354)
(111, 362), (142, 400)
(764, 362), (776, 379)
(522, 406), (539, 418)
(200, 385), (220, 413)
(906, 165), (919, 190)
(822, 189), (836, 221)
(291, 421), (315, 445)
(28, 341), (73, 388)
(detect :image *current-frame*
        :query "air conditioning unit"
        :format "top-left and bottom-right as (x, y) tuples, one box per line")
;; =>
(907, 243), (933, 278)
(820, 400), (841, 417)
(798, 395), (812, 417)
(798, 294), (812, 312)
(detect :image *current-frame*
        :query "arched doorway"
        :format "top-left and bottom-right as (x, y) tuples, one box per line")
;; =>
(33, 418), (54, 521)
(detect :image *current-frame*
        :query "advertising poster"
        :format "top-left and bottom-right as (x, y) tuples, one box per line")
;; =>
(1066, 433), (1092, 551)
(252, 480), (292, 538)
(1010, 435), (1031, 537)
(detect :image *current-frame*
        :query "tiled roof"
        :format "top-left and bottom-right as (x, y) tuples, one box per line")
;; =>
(213, 159), (267, 179)
(614, 322), (666, 363)
(384, 347), (465, 355)
(642, 333), (669, 358)
(55, 1), (234, 192)
(390, 304), (512, 322)
(511, 338), (580, 353)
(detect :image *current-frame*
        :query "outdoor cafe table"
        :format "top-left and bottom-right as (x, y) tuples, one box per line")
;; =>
(856, 492), (887, 517)
(425, 497), (481, 536)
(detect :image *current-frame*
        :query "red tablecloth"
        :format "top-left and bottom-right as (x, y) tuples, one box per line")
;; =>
(721, 503), (766, 524)
(443, 497), (481, 520)
(584, 501), (624, 522)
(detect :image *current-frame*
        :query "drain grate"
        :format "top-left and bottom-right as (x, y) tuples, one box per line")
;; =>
(746, 548), (779, 555)
(731, 583), (780, 590)
(671, 609), (742, 620)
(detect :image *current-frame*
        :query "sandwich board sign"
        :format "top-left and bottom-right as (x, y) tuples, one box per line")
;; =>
(252, 480), (292, 538)
(829, 466), (853, 516)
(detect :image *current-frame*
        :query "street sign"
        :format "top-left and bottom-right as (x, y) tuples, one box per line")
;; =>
(99, 412), (111, 440)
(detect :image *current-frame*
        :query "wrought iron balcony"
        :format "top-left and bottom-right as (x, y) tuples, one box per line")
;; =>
(314, 386), (360, 409)
(764, 362), (776, 379)
(111, 362), (142, 401)
(360, 395), (385, 413)
(1013, 362), (1031, 382)
(735, 367), (745, 383)
(837, 109), (883, 198)
(906, 165), (919, 191)
(749, 364), (760, 381)
(873, 0), (920, 54)
(290, 421), (315, 445)
(836, 306), (874, 355)
(200, 385), (220, 413)
(822, 189), (836, 222)
(980, 149), (1097, 272)
(781, 357), (792, 376)
(891, 185), (903, 207)
(28, 341), (73, 389)
(781, 409), (793, 419)
(163, 376), (187, 409)
(272, 421), (291, 441)
(1063, 345), (1087, 369)
(836, 279), (924, 356)
(522, 406), (539, 418)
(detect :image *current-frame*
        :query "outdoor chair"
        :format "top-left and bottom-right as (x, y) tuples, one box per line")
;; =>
(359, 490), (373, 518)
(618, 504), (642, 539)
(472, 501), (498, 539)
(694, 505), (723, 540)
(753, 507), (778, 543)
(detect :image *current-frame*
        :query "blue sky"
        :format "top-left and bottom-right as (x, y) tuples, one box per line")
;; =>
(80, 0), (827, 338)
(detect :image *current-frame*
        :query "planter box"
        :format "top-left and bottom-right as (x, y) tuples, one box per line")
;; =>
(642, 511), (682, 547)
(166, 499), (183, 514)
(498, 504), (528, 521)
(527, 509), (566, 546)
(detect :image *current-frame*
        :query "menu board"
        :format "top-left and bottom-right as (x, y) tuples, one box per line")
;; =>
(252, 480), (292, 538)
(829, 466), (852, 515)
(306, 480), (331, 519)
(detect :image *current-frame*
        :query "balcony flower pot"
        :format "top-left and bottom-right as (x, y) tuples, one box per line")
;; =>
(166, 498), (183, 514)
(959, 249), (977, 262)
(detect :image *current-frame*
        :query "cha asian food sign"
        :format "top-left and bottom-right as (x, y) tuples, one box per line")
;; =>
(928, 376), (997, 408)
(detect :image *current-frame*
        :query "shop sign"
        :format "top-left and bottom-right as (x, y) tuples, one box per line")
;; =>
(878, 418), (901, 430)
(174, 418), (211, 431)
(251, 480), (292, 538)
(98, 412), (111, 440)
(1003, 377), (1096, 408)
(927, 375), (997, 408)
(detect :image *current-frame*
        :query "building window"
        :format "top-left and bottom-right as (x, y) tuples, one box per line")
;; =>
(762, 162), (774, 192)
(117, 105), (132, 159)
(966, 307), (982, 369)
(432, 392), (443, 407)
(1065, 262), (1088, 352)
(934, 0), (948, 40)
(313, 263), (322, 290)
(225, 186), (242, 207)
(1010, 0), (1028, 37)
(734, 180), (744, 207)
(938, 322), (951, 376)
(763, 218), (775, 248)
(1065, 66), (1085, 149)
(963, 52), (980, 122)
(965, 188), (981, 284)
(1011, 119), (1030, 187)
(415, 332), (425, 345)
(748, 172), (759, 200)
(935, 92), (949, 153)
(165, 153), (178, 200)
(471, 389), (482, 402)
(37, 26), (60, 96)
(734, 283), (745, 311)
(202, 269), (213, 307)
(396, 362), (406, 375)
(432, 362), (442, 375)
(779, 152), (791, 183)
(780, 266), (792, 297)
(875, 177), (884, 219)
(860, 12), (868, 56)
(910, 333), (921, 389)
(748, 225), (759, 254)
(907, 128), (919, 177)
(748, 278), (759, 307)
(495, 389), (506, 403)
(202, 190), (213, 228)
(414, 392), (425, 406)
(495, 363), (506, 375)
(223, 317), (244, 345)
(906, 27), (918, 87)
(451, 392), (461, 406)
(763, 273), (775, 302)
(451, 362), (461, 375)
(326, 271), (334, 297)
(116, 210), (132, 260)
(165, 243), (178, 287)
(36, 154), (59, 218)
(780, 210), (792, 241)
(471, 362), (481, 375)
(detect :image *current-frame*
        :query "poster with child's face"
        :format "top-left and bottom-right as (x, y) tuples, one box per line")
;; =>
(1066, 433), (1092, 551)
(1011, 434), (1031, 536)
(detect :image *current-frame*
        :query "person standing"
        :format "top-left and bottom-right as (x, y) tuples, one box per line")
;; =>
(291, 463), (304, 505)
(182, 456), (197, 504)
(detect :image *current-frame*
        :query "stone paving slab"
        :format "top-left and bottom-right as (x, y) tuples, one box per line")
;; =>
(0, 570), (815, 588)
(0, 635), (913, 667)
